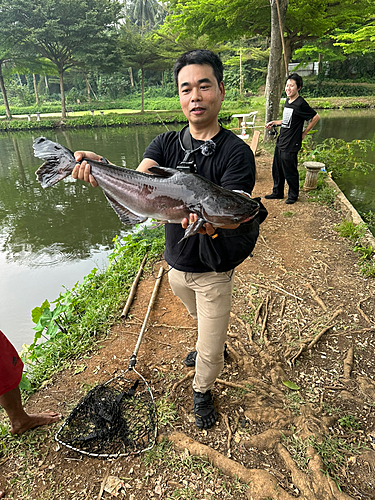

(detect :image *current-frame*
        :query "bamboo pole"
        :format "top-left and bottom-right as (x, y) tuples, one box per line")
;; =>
(121, 253), (148, 318)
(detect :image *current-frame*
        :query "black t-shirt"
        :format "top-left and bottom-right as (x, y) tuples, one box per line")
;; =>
(277, 96), (317, 153)
(143, 126), (256, 272)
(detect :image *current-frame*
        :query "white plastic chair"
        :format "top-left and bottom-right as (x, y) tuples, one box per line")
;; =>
(245, 111), (258, 128)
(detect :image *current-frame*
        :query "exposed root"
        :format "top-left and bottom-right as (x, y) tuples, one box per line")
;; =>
(242, 428), (292, 451)
(277, 443), (354, 500)
(168, 432), (295, 500)
(343, 346), (354, 381)
(171, 370), (194, 393)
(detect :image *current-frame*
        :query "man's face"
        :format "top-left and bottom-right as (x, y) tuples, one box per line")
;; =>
(177, 64), (225, 128)
(285, 79), (300, 100)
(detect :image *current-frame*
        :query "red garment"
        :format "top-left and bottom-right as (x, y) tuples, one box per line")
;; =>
(0, 330), (24, 396)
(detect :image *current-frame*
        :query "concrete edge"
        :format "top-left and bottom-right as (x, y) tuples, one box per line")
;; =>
(325, 176), (375, 249)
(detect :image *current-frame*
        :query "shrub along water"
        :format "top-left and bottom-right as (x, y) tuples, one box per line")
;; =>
(22, 226), (165, 391)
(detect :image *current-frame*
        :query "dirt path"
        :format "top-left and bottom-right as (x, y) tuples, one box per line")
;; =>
(1, 150), (375, 500)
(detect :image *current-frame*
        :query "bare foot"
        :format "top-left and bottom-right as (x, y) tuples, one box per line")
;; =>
(10, 411), (62, 435)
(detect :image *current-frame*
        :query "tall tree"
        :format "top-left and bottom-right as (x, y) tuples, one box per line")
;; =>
(1, 0), (121, 118)
(162, 0), (373, 122)
(119, 23), (164, 112)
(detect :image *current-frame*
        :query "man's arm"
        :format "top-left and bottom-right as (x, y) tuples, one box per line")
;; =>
(302, 113), (320, 140)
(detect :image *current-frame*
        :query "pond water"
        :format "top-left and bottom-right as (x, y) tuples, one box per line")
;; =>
(1, 110), (374, 349)
(0, 125), (177, 349)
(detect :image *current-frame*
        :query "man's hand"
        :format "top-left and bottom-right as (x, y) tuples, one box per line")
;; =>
(72, 151), (99, 187)
(182, 214), (216, 236)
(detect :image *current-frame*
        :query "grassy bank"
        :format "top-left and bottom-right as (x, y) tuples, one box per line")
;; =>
(21, 226), (165, 392)
(2, 96), (375, 132)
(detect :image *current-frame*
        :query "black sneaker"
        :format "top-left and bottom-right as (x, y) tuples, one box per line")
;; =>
(285, 198), (297, 204)
(193, 389), (217, 429)
(184, 343), (229, 367)
(264, 193), (284, 199)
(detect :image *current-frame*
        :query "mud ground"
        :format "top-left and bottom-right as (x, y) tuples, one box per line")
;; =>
(1, 149), (375, 500)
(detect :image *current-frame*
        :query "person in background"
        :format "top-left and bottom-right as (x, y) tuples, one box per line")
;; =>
(265, 73), (320, 204)
(72, 49), (256, 430)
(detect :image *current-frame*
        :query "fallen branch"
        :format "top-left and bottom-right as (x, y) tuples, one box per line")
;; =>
(290, 308), (343, 365)
(279, 296), (286, 318)
(305, 283), (327, 311)
(252, 282), (303, 301)
(152, 323), (197, 330)
(121, 253), (148, 318)
(356, 296), (373, 325)
(97, 470), (110, 500)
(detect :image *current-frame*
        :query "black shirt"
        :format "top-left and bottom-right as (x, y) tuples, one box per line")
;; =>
(143, 126), (256, 272)
(277, 96), (317, 153)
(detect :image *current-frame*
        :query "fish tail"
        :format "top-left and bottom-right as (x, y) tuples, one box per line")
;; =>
(34, 137), (76, 188)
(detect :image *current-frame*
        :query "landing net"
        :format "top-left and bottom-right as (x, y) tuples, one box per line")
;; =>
(55, 369), (157, 459)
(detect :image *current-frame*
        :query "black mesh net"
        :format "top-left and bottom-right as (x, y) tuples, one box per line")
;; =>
(55, 370), (157, 458)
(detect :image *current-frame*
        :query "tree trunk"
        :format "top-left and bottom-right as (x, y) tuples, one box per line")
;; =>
(129, 67), (134, 87)
(86, 77), (91, 102)
(264, 0), (288, 141)
(318, 53), (323, 75)
(0, 63), (12, 120)
(141, 67), (144, 113)
(59, 69), (66, 119)
(33, 74), (40, 106)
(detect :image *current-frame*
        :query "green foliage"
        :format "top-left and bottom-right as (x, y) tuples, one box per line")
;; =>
(302, 82), (375, 98)
(21, 226), (165, 390)
(338, 415), (360, 430)
(299, 136), (375, 180)
(334, 220), (367, 242)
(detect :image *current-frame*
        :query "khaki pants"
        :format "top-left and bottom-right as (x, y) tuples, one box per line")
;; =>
(168, 268), (235, 393)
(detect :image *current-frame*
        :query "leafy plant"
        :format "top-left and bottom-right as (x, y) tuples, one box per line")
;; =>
(22, 226), (165, 390)
(299, 137), (375, 180)
(334, 220), (367, 242)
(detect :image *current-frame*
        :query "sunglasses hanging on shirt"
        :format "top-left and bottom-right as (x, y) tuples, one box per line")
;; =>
(177, 125), (216, 173)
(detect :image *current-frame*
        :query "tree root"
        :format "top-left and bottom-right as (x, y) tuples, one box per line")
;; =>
(277, 443), (354, 500)
(168, 431), (295, 500)
(343, 346), (354, 381)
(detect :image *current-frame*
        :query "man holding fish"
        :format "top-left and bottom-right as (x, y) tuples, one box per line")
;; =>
(72, 50), (257, 430)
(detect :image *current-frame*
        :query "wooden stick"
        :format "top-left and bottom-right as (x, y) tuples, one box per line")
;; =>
(290, 308), (343, 364)
(121, 253), (148, 318)
(132, 267), (164, 358)
(252, 282), (303, 301)
(97, 470), (110, 500)
(356, 296), (373, 325)
(305, 283), (327, 311)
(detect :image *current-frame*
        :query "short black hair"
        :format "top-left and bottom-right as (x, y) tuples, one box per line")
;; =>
(287, 72), (303, 90)
(173, 49), (223, 87)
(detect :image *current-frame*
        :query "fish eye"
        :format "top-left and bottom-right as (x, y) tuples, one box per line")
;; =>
(233, 217), (239, 222)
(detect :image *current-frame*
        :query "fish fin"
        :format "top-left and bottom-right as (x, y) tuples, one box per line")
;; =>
(178, 218), (206, 242)
(148, 166), (177, 178)
(103, 192), (147, 226)
(34, 137), (76, 188)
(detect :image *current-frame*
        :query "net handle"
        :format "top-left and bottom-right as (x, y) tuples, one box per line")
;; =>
(129, 266), (164, 369)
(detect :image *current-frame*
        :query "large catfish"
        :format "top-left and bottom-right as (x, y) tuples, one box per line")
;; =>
(34, 136), (260, 240)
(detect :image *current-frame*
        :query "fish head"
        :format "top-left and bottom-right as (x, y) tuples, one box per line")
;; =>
(201, 194), (260, 226)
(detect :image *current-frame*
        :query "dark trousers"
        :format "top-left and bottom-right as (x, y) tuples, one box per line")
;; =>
(271, 146), (299, 200)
